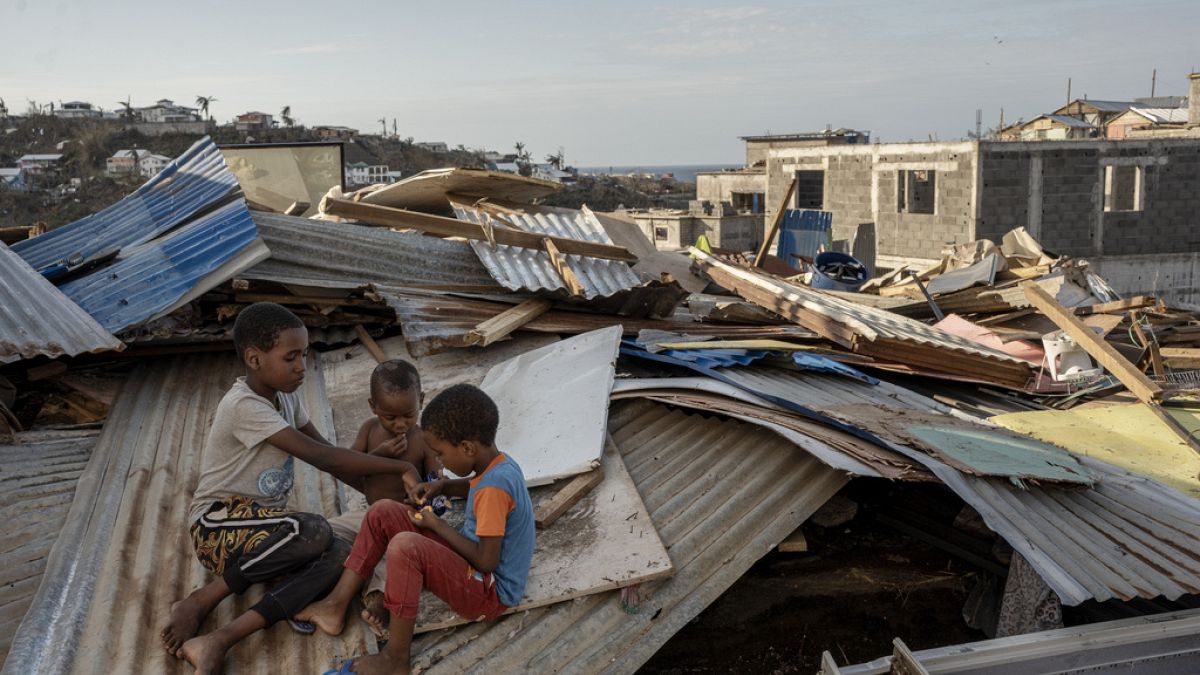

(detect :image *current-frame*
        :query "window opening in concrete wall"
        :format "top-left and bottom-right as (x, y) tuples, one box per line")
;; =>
(897, 169), (937, 214)
(1103, 165), (1144, 212)
(794, 170), (825, 209)
(731, 191), (764, 214)
(654, 226), (669, 241)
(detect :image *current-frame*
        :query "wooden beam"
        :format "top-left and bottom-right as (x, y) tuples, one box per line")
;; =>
(354, 325), (389, 364)
(1162, 347), (1200, 368)
(1076, 295), (1156, 316)
(323, 197), (637, 263)
(1130, 313), (1164, 379)
(542, 237), (586, 296)
(754, 177), (798, 267)
(535, 469), (605, 529)
(284, 200), (310, 216)
(235, 292), (377, 307)
(466, 298), (554, 347)
(1022, 282), (1163, 403)
(777, 527), (808, 553)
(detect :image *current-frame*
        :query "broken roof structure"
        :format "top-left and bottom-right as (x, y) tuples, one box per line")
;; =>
(5, 157), (1200, 674)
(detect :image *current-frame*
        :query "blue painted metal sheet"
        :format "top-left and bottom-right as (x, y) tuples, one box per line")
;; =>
(11, 137), (238, 279)
(58, 200), (264, 335)
(775, 209), (832, 271)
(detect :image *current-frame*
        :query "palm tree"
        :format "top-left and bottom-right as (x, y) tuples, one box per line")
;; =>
(280, 105), (294, 128)
(117, 96), (135, 121)
(545, 147), (565, 170)
(195, 95), (217, 121)
(378, 117), (387, 136)
(514, 142), (532, 177)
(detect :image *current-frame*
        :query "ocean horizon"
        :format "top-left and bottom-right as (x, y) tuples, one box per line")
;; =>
(577, 163), (741, 184)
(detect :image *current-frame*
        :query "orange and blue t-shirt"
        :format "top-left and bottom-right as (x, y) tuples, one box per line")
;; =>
(462, 453), (535, 606)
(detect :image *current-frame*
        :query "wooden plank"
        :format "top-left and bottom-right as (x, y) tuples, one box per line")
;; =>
(892, 638), (932, 675)
(1163, 347), (1200, 368)
(1076, 295), (1156, 316)
(534, 468), (605, 529)
(541, 237), (586, 296)
(754, 177), (797, 266)
(1130, 314), (1164, 379)
(777, 527), (809, 553)
(1022, 282), (1163, 403)
(465, 298), (554, 347)
(414, 439), (672, 633)
(284, 200), (310, 216)
(353, 325), (388, 364)
(323, 197), (638, 263)
(1082, 313), (1124, 338)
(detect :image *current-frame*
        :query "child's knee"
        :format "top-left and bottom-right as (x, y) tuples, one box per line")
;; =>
(386, 531), (425, 560)
(292, 512), (333, 557)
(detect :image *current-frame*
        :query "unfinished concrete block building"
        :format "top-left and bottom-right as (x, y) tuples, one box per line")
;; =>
(762, 137), (1200, 302)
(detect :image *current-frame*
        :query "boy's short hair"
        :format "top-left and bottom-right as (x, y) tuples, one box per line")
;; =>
(233, 302), (304, 356)
(370, 359), (421, 400)
(421, 384), (499, 446)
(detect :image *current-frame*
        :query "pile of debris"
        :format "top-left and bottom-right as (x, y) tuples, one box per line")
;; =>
(3, 138), (1199, 673)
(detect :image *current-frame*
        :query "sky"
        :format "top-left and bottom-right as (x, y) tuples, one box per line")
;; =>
(4, 0), (1199, 166)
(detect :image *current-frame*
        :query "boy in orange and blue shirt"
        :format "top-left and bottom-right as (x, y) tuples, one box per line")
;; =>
(300, 384), (535, 675)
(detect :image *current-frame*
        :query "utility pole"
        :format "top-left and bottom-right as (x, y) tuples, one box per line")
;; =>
(1151, 68), (1157, 97)
(975, 109), (982, 139)
(999, 108), (1005, 139)
(1066, 77), (1072, 109)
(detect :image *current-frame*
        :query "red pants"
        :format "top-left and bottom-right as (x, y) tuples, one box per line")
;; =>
(345, 499), (507, 621)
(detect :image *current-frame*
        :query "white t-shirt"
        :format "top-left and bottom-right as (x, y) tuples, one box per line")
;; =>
(188, 377), (310, 524)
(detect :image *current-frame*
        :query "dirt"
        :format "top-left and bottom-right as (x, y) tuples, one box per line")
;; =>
(638, 503), (987, 674)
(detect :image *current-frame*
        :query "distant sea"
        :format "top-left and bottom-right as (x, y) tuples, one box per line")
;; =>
(577, 164), (739, 184)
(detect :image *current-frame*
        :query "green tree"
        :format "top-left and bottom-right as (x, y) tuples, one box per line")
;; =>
(280, 105), (294, 128)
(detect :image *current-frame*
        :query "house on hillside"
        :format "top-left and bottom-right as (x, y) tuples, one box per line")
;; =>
(312, 126), (358, 140)
(54, 101), (102, 119)
(1019, 114), (1097, 140)
(0, 167), (24, 190)
(415, 141), (449, 153)
(344, 161), (391, 186)
(1049, 99), (1135, 128)
(136, 99), (200, 123)
(107, 149), (147, 176)
(17, 154), (63, 175)
(139, 153), (172, 177)
(1107, 107), (1190, 139)
(235, 112), (275, 132)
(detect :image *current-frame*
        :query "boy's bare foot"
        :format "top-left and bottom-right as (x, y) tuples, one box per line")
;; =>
(296, 597), (346, 636)
(161, 597), (208, 657)
(351, 652), (410, 675)
(180, 634), (226, 675)
(361, 592), (391, 639)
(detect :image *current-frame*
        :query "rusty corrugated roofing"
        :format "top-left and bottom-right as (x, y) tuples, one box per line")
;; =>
(0, 242), (124, 363)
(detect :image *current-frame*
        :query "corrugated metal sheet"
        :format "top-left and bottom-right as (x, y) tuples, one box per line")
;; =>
(357, 167), (561, 215)
(11, 137), (239, 278)
(0, 243), (123, 363)
(58, 200), (268, 335)
(4, 354), (368, 675)
(839, 608), (1200, 674)
(0, 429), (99, 667)
(409, 399), (848, 674)
(242, 212), (501, 291)
(924, 454), (1200, 606)
(454, 204), (644, 299)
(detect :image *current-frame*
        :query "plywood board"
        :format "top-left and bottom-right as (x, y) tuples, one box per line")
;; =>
(358, 168), (561, 215)
(414, 439), (673, 633)
(479, 325), (622, 486)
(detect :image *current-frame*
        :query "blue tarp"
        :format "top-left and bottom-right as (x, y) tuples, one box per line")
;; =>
(775, 209), (832, 271)
(12, 137), (239, 279)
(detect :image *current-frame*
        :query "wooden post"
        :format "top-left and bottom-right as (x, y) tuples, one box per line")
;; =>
(534, 469), (605, 529)
(354, 325), (389, 364)
(466, 298), (554, 347)
(542, 238), (586, 296)
(1021, 282), (1162, 403)
(754, 177), (798, 267)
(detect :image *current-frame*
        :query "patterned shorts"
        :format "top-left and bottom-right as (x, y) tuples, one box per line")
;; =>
(191, 496), (289, 577)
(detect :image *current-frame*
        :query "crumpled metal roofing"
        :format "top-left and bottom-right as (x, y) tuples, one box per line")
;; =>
(409, 399), (848, 674)
(4, 354), (368, 675)
(58, 200), (268, 335)
(454, 204), (644, 300)
(923, 454), (1200, 606)
(0, 429), (99, 668)
(11, 136), (239, 279)
(241, 211), (500, 291)
(0, 243), (123, 363)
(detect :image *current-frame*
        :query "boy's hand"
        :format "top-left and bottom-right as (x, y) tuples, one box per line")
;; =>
(407, 505), (441, 530)
(412, 479), (444, 504)
(371, 435), (407, 457)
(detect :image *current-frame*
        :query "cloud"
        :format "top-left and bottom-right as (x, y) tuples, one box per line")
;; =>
(262, 43), (347, 57)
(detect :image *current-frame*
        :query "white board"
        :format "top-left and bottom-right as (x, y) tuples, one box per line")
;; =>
(479, 325), (622, 487)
